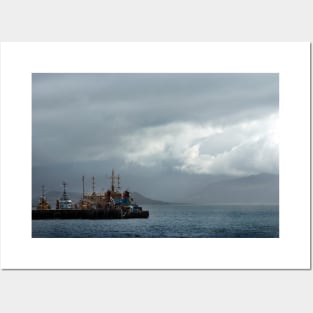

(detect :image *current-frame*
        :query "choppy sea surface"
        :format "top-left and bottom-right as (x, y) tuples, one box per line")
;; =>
(32, 204), (279, 238)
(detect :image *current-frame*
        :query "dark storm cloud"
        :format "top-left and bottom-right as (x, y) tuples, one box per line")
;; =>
(32, 73), (278, 177)
(33, 73), (277, 125)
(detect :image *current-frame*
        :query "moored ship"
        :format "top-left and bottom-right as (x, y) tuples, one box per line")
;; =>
(36, 185), (51, 210)
(56, 182), (73, 209)
(32, 170), (149, 219)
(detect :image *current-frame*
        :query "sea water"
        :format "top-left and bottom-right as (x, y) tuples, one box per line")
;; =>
(32, 204), (279, 238)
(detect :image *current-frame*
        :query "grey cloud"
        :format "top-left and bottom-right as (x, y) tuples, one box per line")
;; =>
(32, 73), (279, 178)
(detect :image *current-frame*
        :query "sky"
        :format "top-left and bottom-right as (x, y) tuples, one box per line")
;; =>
(32, 73), (279, 199)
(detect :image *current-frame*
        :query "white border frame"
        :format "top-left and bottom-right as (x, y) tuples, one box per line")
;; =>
(0, 42), (310, 269)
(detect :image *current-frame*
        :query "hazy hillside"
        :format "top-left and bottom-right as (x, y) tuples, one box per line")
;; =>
(187, 173), (279, 204)
(131, 192), (169, 205)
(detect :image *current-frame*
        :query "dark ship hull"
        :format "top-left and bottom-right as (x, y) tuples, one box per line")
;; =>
(32, 208), (149, 220)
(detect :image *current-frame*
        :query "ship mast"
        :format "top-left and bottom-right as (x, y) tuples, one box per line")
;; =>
(41, 185), (46, 200)
(82, 176), (85, 197)
(117, 174), (121, 191)
(92, 176), (95, 194)
(62, 181), (68, 200)
(110, 169), (115, 192)
(41, 185), (46, 201)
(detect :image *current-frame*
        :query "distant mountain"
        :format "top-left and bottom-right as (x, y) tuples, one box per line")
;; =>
(131, 192), (169, 205)
(187, 173), (279, 204)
